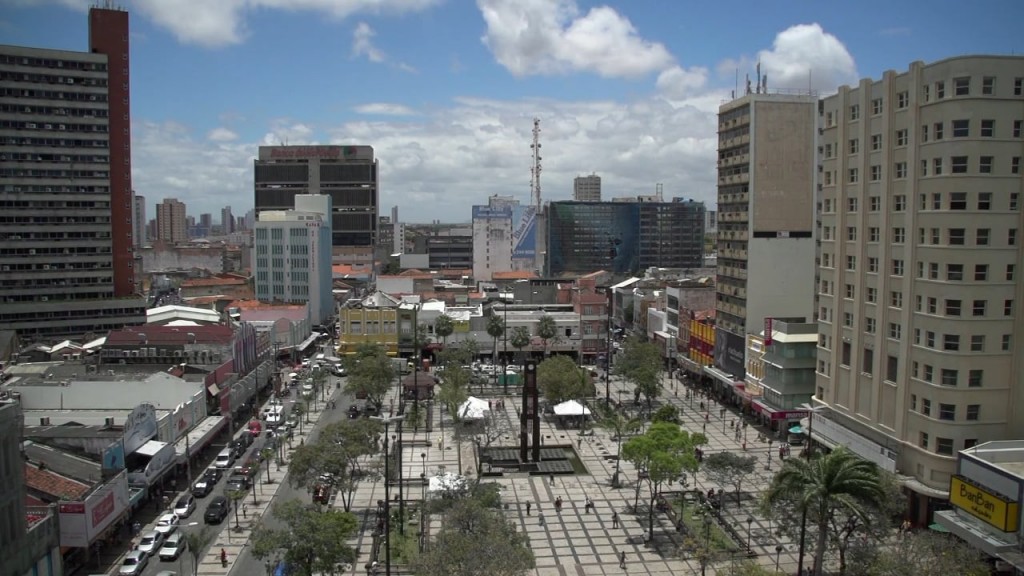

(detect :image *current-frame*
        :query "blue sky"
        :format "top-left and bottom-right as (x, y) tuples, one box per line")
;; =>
(3, 0), (1022, 223)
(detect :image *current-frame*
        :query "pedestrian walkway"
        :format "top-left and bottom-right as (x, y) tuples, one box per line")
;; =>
(340, 374), (806, 575)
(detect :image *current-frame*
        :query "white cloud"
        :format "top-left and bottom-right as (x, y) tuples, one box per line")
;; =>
(207, 127), (239, 142)
(352, 22), (385, 63)
(260, 120), (315, 146)
(354, 103), (417, 116)
(656, 65), (709, 99)
(477, 0), (674, 78)
(755, 23), (857, 92)
(19, 0), (439, 48)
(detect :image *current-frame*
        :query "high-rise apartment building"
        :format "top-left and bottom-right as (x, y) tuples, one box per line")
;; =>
(573, 174), (602, 202)
(815, 56), (1024, 521)
(156, 197), (187, 243)
(471, 195), (539, 280)
(254, 145), (378, 265)
(0, 6), (145, 340)
(133, 193), (146, 248)
(221, 205), (234, 234)
(713, 93), (818, 377)
(253, 195), (333, 323)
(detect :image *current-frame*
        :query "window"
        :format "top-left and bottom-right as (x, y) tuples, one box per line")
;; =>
(973, 300), (986, 316)
(871, 98), (883, 115)
(865, 318), (876, 335)
(895, 129), (908, 147)
(981, 119), (994, 137)
(924, 365), (933, 383)
(934, 121), (944, 139)
(982, 76), (995, 95)
(931, 228), (941, 244)
(844, 312), (853, 327)
(937, 438), (954, 456)
(841, 342), (851, 366)
(870, 165), (881, 181)
(888, 322), (902, 339)
(894, 195), (906, 211)
(895, 162), (907, 179)
(928, 297), (938, 314)
(923, 83), (931, 102)
(848, 168), (859, 183)
(869, 227), (880, 242)
(847, 197), (858, 212)
(845, 283), (855, 299)
(1011, 229), (1019, 246)
(920, 432), (929, 449)
(975, 264), (988, 281)
(866, 287), (877, 302)
(945, 299), (961, 316)
(954, 76), (970, 95)
(966, 439), (979, 450)
(950, 191), (967, 210)
(941, 369), (958, 387)
(1016, 77), (1023, 96)
(933, 193), (942, 209)
(939, 403), (956, 420)
(862, 348), (874, 373)
(929, 262), (939, 280)
(977, 228), (990, 246)
(948, 228), (965, 245)
(849, 138), (859, 154)
(922, 398), (931, 416)
(969, 370), (983, 387)
(936, 81), (945, 99)
(951, 156), (968, 173)
(1011, 193), (1019, 210)
(847, 226), (857, 241)
(886, 355), (898, 382)
(1014, 157), (1021, 174)
(1016, 120), (1023, 138)
(868, 257), (879, 273)
(847, 255), (856, 271)
(871, 134), (882, 150)
(971, 335), (985, 352)
(952, 119), (969, 137)
(892, 259), (904, 276)
(933, 158), (943, 175)
(947, 264), (963, 281)
(890, 291), (902, 308)
(897, 91), (909, 108)
(980, 156), (993, 173)
(966, 405), (980, 421)
(826, 111), (835, 127)
(824, 171), (833, 185)
(1006, 299), (1015, 316)
(978, 192), (992, 210)
(921, 159), (929, 177)
(869, 196), (881, 211)
(943, 334), (960, 351)
(1003, 334), (1012, 351)
(921, 124), (929, 142)
(911, 394), (918, 410)
(1008, 264), (1016, 281)
(926, 331), (936, 347)
(850, 104), (860, 121)
(892, 227), (905, 243)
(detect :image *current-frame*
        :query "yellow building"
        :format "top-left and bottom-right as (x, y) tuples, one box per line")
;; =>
(688, 315), (715, 367)
(336, 291), (400, 356)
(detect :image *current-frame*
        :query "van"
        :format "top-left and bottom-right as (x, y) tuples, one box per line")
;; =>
(213, 448), (234, 469)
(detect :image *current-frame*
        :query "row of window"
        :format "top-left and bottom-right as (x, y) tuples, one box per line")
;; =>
(824, 191), (1020, 215)
(0, 71), (110, 87)
(825, 224), (1019, 248)
(824, 155), (1022, 184)
(824, 120), (1024, 159)
(912, 398), (981, 421)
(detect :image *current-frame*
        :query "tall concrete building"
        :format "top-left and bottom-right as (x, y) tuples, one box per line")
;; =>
(0, 6), (145, 340)
(815, 56), (1024, 522)
(254, 145), (378, 266)
(573, 174), (602, 202)
(472, 195), (539, 280)
(221, 205), (234, 234)
(133, 193), (146, 248)
(156, 197), (187, 243)
(254, 194), (333, 323)
(712, 92), (818, 378)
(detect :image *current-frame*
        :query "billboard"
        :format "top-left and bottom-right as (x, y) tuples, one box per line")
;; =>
(714, 328), (746, 379)
(511, 205), (537, 259)
(472, 205), (513, 219)
(123, 404), (157, 455)
(949, 475), (1020, 532)
(59, 470), (129, 547)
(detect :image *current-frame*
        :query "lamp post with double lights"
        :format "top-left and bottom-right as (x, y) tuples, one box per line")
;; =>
(371, 414), (405, 576)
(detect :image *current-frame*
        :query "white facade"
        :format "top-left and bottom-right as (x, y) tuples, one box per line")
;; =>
(472, 195), (517, 281)
(254, 195), (334, 323)
(573, 174), (601, 202)
(745, 237), (816, 335)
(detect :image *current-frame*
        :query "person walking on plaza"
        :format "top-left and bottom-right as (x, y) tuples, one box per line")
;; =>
(539, 512), (545, 526)
(612, 511), (619, 528)
(619, 551), (626, 568)
(526, 502), (532, 515)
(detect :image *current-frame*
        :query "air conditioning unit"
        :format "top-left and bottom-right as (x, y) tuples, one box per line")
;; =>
(41, 296), (48, 301)
(43, 265), (50, 270)
(29, 249), (36, 255)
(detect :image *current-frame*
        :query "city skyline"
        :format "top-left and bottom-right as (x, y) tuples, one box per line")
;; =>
(3, 0), (1022, 221)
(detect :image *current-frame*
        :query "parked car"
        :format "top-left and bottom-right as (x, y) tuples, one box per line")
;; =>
(192, 478), (214, 498)
(173, 494), (196, 518)
(158, 532), (187, 561)
(347, 405), (360, 419)
(204, 496), (229, 524)
(119, 550), (149, 575)
(137, 530), (164, 557)
(154, 513), (180, 535)
(203, 467), (223, 483)
(226, 473), (250, 492)
(230, 440), (247, 459)
(214, 448), (235, 469)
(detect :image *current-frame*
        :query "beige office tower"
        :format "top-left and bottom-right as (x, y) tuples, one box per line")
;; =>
(815, 55), (1024, 522)
(573, 174), (601, 202)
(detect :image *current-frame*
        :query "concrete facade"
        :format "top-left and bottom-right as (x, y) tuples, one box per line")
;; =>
(573, 174), (601, 202)
(815, 56), (1024, 504)
(156, 197), (188, 244)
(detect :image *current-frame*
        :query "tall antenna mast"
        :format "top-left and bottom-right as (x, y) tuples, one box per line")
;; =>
(530, 118), (542, 208)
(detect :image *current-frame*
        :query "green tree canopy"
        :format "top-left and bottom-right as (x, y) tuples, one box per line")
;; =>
(343, 344), (395, 410)
(703, 451), (757, 508)
(536, 355), (595, 404)
(437, 365), (471, 423)
(614, 337), (663, 414)
(535, 314), (558, 355)
(286, 418), (382, 511)
(621, 422), (705, 536)
(845, 530), (988, 576)
(509, 326), (531, 363)
(251, 499), (358, 576)
(435, 314), (455, 347)
(652, 404), (681, 424)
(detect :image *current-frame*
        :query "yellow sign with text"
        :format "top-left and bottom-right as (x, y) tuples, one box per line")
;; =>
(949, 476), (1020, 532)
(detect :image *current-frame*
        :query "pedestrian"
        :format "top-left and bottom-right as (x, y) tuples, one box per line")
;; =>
(526, 502), (532, 515)
(612, 511), (619, 528)
(132, 521), (141, 536)
(243, 503), (248, 518)
(549, 473), (555, 486)
(619, 551), (626, 568)
(539, 512), (545, 526)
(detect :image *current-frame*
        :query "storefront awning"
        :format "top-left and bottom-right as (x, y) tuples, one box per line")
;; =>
(753, 400), (809, 421)
(296, 332), (321, 352)
(704, 365), (744, 388)
(174, 416), (227, 463)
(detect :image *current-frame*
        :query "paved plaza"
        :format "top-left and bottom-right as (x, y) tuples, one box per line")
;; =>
(341, 374), (805, 575)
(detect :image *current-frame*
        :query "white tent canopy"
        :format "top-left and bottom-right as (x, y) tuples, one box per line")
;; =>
(457, 396), (490, 420)
(428, 472), (467, 493)
(553, 399), (591, 416)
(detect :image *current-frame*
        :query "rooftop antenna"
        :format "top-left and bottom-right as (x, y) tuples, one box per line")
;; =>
(756, 60), (762, 94)
(530, 118), (542, 208)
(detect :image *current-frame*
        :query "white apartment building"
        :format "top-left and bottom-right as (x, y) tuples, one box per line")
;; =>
(471, 195), (538, 280)
(573, 174), (601, 202)
(815, 55), (1024, 523)
(254, 195), (333, 324)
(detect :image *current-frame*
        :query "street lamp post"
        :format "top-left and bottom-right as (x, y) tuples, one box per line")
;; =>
(372, 414), (405, 576)
(502, 289), (509, 394)
(775, 545), (784, 572)
(795, 403), (825, 576)
(604, 287), (612, 403)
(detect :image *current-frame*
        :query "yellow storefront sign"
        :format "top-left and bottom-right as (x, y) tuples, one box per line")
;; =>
(949, 475), (1020, 532)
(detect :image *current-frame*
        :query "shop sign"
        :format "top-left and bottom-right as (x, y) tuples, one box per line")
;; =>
(949, 475), (1020, 532)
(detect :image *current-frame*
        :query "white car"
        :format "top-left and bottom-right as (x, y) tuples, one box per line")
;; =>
(137, 530), (164, 557)
(173, 494), (196, 518)
(119, 550), (148, 575)
(158, 532), (187, 561)
(154, 513), (180, 535)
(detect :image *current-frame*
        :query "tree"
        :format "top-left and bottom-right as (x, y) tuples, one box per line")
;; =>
(703, 452), (757, 508)
(614, 338), (662, 415)
(535, 314), (558, 356)
(594, 402), (641, 488)
(721, 560), (779, 576)
(182, 526), (215, 576)
(621, 421), (704, 537)
(763, 447), (885, 576)
(823, 470), (906, 574)
(343, 344), (395, 411)
(435, 314), (455, 348)
(509, 326), (531, 364)
(225, 489), (248, 530)
(486, 314), (505, 385)
(437, 365), (470, 424)
(652, 404), (680, 424)
(845, 530), (989, 576)
(251, 499), (358, 576)
(261, 447), (275, 485)
(286, 419), (382, 512)
(412, 495), (534, 576)
(536, 355), (594, 404)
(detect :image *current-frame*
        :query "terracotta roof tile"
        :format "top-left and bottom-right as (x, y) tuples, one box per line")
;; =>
(492, 270), (537, 280)
(25, 466), (90, 501)
(181, 277), (248, 288)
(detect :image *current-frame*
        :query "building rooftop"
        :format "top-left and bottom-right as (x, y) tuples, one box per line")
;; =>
(24, 461), (91, 500)
(962, 440), (1024, 479)
(105, 325), (235, 346)
(24, 440), (104, 484)
(147, 304), (222, 325)
(180, 275), (248, 288)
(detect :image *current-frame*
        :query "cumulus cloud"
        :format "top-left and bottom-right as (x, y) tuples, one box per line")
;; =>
(351, 22), (417, 71)
(18, 0), (439, 47)
(656, 65), (709, 99)
(207, 127), (239, 142)
(477, 0), (674, 78)
(354, 103), (417, 116)
(755, 23), (857, 92)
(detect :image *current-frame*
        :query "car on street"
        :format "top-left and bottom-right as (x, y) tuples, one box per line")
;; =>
(154, 513), (180, 535)
(173, 494), (196, 518)
(203, 467), (223, 483)
(204, 495), (230, 524)
(347, 405), (360, 419)
(192, 478), (214, 498)
(214, 448), (235, 469)
(137, 530), (164, 557)
(226, 473), (250, 492)
(330, 364), (347, 377)
(119, 550), (149, 575)
(158, 532), (187, 561)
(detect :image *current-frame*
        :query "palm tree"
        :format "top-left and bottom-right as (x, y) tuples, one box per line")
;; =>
(485, 315), (505, 389)
(510, 326), (531, 365)
(435, 314), (454, 349)
(764, 447), (885, 576)
(182, 526), (215, 576)
(536, 314), (557, 357)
